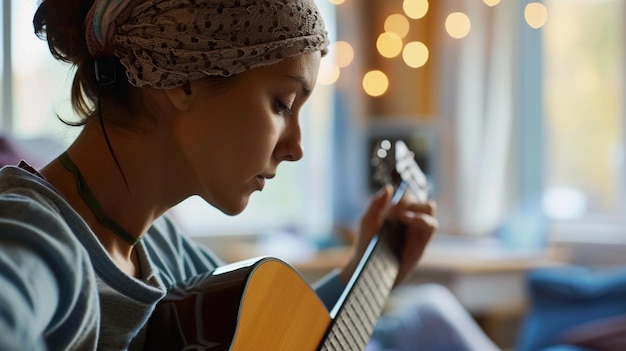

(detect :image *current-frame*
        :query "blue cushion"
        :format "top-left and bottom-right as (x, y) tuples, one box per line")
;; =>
(516, 265), (626, 351)
(539, 346), (595, 351)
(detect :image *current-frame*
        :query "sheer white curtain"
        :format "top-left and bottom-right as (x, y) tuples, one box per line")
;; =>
(437, 0), (521, 237)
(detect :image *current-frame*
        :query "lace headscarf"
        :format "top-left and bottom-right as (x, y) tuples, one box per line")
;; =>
(85, 0), (329, 88)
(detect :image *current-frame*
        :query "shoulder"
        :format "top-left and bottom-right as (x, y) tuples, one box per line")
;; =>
(144, 216), (185, 256)
(0, 167), (99, 349)
(0, 165), (93, 274)
(144, 215), (224, 287)
(0, 165), (95, 294)
(0, 165), (63, 212)
(1, 167), (63, 228)
(0, 165), (74, 237)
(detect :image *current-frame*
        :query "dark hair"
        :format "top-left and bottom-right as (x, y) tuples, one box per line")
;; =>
(33, 0), (135, 128)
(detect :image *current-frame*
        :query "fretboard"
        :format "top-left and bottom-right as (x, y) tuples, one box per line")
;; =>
(319, 220), (405, 351)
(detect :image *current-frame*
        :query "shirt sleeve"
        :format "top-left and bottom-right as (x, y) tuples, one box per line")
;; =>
(0, 194), (98, 351)
(0, 222), (49, 351)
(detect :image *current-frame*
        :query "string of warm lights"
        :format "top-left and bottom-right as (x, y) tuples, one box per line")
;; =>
(318, 0), (549, 98)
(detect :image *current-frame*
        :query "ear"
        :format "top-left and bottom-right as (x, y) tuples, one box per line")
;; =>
(163, 82), (195, 112)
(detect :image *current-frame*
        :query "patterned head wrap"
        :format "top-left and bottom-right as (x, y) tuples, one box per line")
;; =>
(85, 0), (330, 88)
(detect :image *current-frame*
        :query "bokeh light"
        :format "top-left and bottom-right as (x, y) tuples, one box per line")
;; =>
(403, 0), (429, 20)
(445, 12), (471, 39)
(402, 41), (429, 68)
(483, 0), (500, 6)
(384, 13), (411, 39)
(377, 32), (403, 58)
(334, 41), (354, 68)
(525, 2), (548, 29)
(362, 70), (389, 97)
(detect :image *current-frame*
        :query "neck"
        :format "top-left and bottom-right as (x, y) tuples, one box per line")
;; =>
(59, 151), (142, 246)
(40, 122), (190, 273)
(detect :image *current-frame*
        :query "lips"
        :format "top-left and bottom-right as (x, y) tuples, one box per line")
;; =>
(255, 173), (275, 191)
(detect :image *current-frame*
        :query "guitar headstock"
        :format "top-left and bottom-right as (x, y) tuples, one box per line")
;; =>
(370, 140), (429, 203)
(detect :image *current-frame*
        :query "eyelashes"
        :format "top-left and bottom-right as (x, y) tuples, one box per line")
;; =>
(275, 100), (293, 116)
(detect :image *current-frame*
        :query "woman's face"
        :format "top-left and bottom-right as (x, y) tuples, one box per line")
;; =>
(173, 51), (321, 215)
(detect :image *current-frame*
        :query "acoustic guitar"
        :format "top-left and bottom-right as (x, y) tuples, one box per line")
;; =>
(144, 140), (429, 351)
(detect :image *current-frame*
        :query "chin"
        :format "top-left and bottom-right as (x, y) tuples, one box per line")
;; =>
(201, 189), (251, 216)
(217, 197), (250, 216)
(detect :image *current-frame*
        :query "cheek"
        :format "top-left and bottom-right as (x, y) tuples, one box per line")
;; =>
(171, 122), (212, 189)
(236, 118), (280, 166)
(174, 98), (281, 182)
(236, 104), (283, 159)
(170, 106), (227, 181)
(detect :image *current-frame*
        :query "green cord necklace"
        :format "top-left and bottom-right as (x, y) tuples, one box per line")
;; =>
(59, 152), (140, 246)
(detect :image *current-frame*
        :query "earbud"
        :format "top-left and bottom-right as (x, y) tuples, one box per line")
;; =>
(95, 56), (117, 86)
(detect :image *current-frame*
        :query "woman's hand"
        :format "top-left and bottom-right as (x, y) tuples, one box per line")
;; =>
(339, 184), (438, 287)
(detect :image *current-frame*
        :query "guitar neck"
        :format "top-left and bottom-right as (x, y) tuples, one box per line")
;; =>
(319, 219), (405, 351)
(317, 138), (427, 350)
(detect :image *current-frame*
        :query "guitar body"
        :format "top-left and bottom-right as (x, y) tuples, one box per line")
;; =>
(144, 257), (331, 351)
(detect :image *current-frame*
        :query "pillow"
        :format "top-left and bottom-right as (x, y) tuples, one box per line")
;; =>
(516, 266), (626, 351)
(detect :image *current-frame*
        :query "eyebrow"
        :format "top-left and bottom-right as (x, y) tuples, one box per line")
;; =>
(283, 75), (312, 97)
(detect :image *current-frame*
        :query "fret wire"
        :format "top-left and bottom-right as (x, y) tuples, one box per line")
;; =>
(348, 303), (368, 336)
(322, 336), (332, 351)
(336, 319), (351, 344)
(364, 286), (380, 308)
(331, 331), (344, 349)
(332, 338), (345, 351)
(331, 333), (342, 348)
(364, 283), (382, 319)
(345, 302), (361, 334)
(330, 329), (339, 343)
(352, 314), (369, 349)
(324, 333), (333, 349)
(357, 319), (370, 345)
(347, 306), (368, 347)
(353, 285), (374, 322)
(361, 302), (379, 333)
(340, 318), (361, 350)
(356, 295), (377, 330)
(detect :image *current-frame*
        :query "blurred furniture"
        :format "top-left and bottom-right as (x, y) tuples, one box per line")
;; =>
(0, 133), (65, 168)
(402, 235), (569, 349)
(516, 265), (626, 351)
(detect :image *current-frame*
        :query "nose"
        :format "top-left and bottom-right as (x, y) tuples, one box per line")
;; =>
(278, 120), (304, 162)
(285, 141), (304, 162)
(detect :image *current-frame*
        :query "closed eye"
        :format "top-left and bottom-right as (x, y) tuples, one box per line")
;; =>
(275, 100), (293, 116)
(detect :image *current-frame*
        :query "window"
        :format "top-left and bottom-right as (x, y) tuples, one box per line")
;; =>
(8, 0), (77, 140)
(2, 0), (337, 239)
(542, 0), (626, 242)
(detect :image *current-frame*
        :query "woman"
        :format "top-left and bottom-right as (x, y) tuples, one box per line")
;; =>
(0, 0), (438, 349)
